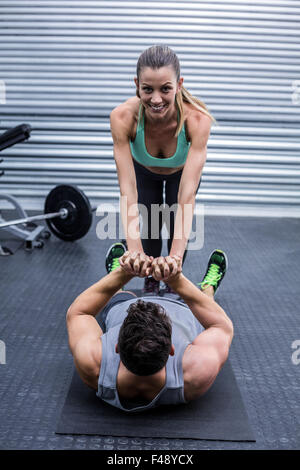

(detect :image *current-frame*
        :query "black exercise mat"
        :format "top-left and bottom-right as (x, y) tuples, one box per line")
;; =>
(56, 360), (255, 442)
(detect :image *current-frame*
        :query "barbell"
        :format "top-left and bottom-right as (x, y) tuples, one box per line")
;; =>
(0, 184), (96, 241)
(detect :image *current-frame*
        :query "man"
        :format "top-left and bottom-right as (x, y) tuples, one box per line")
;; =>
(66, 244), (234, 412)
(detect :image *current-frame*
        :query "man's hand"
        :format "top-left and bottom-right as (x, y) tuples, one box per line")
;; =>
(119, 252), (182, 281)
(119, 251), (154, 277)
(151, 255), (182, 282)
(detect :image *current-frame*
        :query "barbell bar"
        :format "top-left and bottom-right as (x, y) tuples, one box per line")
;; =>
(0, 184), (96, 242)
(0, 209), (69, 228)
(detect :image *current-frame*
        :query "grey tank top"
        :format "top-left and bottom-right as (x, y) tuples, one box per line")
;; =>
(96, 295), (204, 413)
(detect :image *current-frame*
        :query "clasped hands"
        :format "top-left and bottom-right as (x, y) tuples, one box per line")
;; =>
(119, 251), (182, 282)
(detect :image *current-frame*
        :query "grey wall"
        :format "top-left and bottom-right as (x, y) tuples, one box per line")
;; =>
(0, 0), (300, 216)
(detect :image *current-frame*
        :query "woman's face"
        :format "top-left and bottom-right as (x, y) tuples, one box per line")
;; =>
(135, 66), (183, 119)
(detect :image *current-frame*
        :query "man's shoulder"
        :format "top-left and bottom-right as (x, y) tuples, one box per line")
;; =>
(182, 343), (221, 401)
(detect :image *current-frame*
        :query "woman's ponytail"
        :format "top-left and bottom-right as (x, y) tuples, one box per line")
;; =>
(175, 86), (217, 137)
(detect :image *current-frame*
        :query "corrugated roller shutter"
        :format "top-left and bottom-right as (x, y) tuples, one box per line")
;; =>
(0, 0), (299, 216)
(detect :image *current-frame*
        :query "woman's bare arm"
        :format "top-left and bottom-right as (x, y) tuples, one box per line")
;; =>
(169, 112), (212, 259)
(110, 104), (144, 253)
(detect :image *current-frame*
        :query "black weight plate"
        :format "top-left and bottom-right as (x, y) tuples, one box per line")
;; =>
(44, 185), (93, 241)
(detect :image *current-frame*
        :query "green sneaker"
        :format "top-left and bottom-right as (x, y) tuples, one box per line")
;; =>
(105, 242), (126, 273)
(197, 249), (228, 294)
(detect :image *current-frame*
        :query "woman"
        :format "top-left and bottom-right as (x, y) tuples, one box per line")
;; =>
(110, 45), (215, 294)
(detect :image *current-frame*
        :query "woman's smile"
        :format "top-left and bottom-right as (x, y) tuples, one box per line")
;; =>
(149, 103), (168, 113)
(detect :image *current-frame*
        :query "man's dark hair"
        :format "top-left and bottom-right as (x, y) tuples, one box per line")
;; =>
(117, 299), (172, 376)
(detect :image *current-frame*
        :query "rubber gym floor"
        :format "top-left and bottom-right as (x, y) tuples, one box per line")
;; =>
(0, 213), (299, 450)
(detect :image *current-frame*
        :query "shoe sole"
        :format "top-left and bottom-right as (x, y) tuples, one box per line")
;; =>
(105, 242), (126, 272)
(208, 248), (228, 273)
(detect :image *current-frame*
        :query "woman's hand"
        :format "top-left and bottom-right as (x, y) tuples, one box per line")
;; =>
(151, 255), (182, 282)
(119, 251), (154, 277)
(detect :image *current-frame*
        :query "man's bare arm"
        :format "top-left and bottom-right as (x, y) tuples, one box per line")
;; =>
(67, 268), (134, 319)
(167, 272), (233, 336)
(166, 272), (233, 400)
(66, 255), (142, 388)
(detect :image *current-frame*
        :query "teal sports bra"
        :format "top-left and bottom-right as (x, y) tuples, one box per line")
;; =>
(129, 105), (190, 168)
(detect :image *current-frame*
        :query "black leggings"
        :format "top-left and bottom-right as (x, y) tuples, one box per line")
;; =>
(133, 159), (201, 265)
